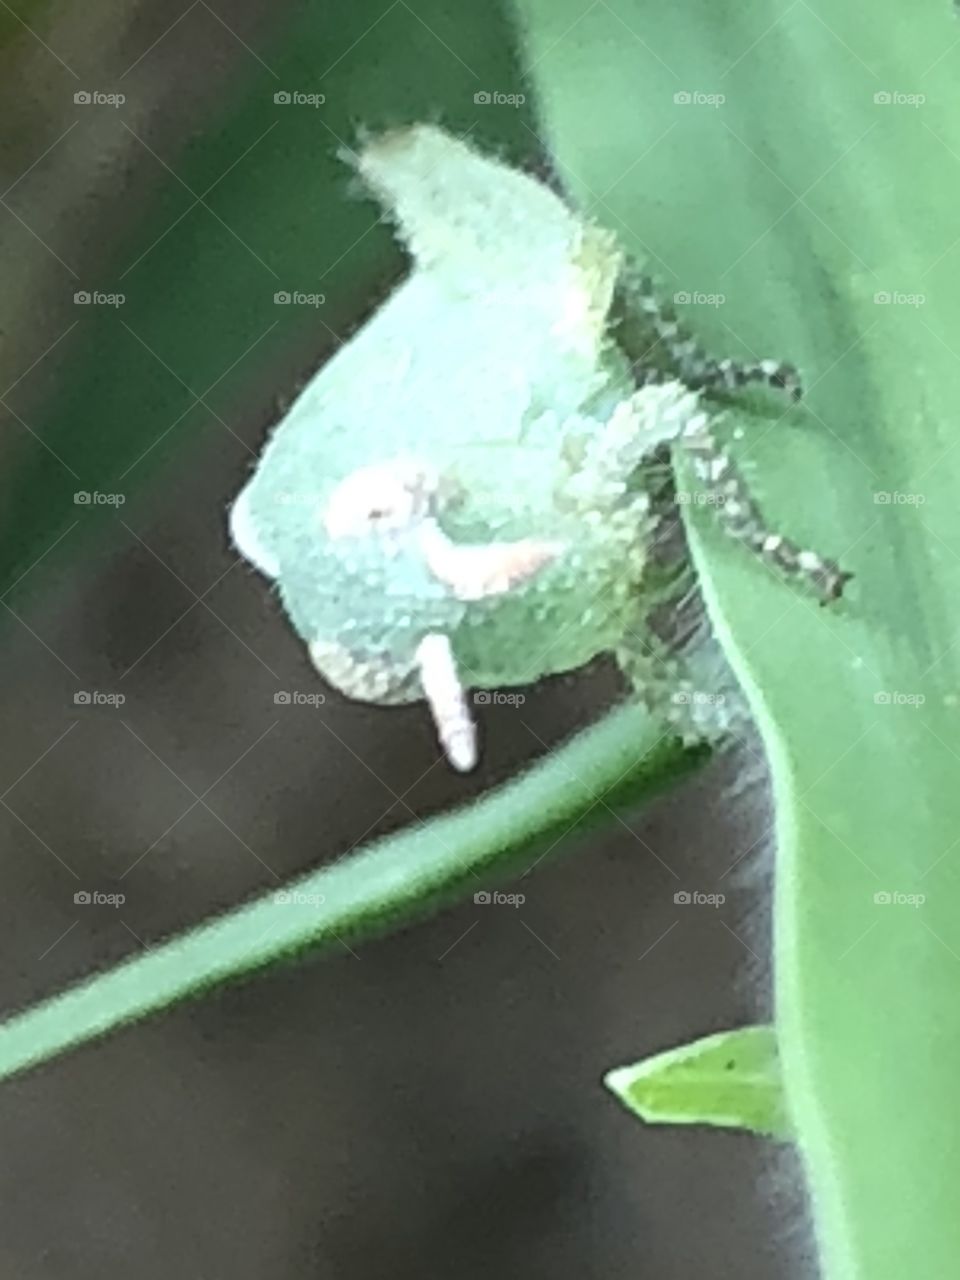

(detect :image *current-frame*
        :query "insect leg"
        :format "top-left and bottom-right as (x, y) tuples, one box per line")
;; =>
(621, 272), (803, 401)
(678, 424), (852, 601)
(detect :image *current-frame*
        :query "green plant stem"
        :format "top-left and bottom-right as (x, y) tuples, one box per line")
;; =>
(0, 703), (700, 1082)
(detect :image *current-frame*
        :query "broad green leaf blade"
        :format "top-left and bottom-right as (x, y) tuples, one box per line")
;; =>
(512, 0), (960, 1276)
(605, 1026), (789, 1139)
(0, 704), (702, 1082)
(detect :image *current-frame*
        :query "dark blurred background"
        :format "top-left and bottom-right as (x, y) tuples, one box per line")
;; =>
(0, 1), (812, 1275)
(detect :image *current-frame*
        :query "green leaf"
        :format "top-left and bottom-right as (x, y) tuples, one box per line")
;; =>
(511, 0), (960, 1275)
(0, 703), (702, 1082)
(605, 1026), (789, 1139)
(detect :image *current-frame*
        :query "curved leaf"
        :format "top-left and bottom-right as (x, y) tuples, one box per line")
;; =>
(511, 0), (960, 1274)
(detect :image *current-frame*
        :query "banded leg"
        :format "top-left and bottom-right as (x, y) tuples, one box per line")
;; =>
(679, 423), (852, 602)
(624, 272), (803, 402)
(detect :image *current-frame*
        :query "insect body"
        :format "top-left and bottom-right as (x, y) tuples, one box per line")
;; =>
(229, 125), (848, 770)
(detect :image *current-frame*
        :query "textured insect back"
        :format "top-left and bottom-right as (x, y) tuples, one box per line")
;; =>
(354, 126), (575, 275)
(353, 127), (623, 378)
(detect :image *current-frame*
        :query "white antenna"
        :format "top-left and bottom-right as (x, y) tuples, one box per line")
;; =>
(415, 633), (477, 772)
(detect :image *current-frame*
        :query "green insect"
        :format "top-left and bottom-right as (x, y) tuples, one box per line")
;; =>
(229, 125), (848, 771)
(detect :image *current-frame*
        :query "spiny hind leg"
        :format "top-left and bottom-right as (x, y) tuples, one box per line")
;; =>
(617, 649), (724, 743)
(678, 422), (852, 602)
(621, 270), (803, 402)
(612, 519), (738, 746)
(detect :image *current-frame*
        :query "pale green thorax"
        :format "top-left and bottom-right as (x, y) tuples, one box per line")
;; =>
(229, 124), (710, 768)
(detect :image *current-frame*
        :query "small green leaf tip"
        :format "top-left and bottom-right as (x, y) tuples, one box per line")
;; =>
(604, 1025), (790, 1140)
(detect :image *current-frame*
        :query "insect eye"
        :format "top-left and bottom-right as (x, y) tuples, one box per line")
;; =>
(322, 459), (440, 539)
